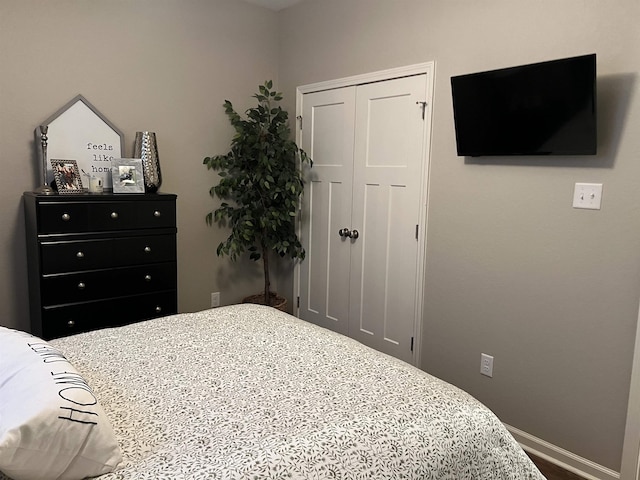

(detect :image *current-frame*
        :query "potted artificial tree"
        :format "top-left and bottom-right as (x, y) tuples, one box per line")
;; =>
(204, 81), (311, 310)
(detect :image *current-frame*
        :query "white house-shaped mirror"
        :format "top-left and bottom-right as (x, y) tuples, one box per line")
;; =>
(37, 95), (124, 190)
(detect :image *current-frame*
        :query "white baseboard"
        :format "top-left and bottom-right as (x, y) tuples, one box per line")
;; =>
(505, 423), (620, 480)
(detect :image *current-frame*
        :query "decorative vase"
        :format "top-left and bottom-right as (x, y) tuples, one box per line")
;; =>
(133, 131), (162, 193)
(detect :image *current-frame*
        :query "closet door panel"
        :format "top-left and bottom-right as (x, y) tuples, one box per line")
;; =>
(299, 87), (356, 335)
(349, 75), (427, 364)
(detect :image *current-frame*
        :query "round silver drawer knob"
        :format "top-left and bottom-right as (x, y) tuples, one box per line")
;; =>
(155, 306), (162, 313)
(144, 246), (152, 253)
(110, 212), (119, 219)
(61, 213), (71, 221)
(76, 251), (85, 258)
(67, 320), (75, 327)
(144, 275), (152, 282)
(153, 210), (161, 217)
(77, 282), (86, 290)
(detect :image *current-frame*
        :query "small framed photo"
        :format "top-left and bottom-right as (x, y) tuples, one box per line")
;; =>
(51, 159), (84, 194)
(111, 158), (145, 194)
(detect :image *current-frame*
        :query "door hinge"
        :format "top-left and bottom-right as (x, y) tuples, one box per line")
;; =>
(415, 224), (419, 240)
(416, 101), (427, 120)
(297, 296), (300, 308)
(296, 115), (303, 130)
(410, 336), (414, 352)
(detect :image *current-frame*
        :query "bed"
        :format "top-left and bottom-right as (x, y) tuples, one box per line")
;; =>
(0, 304), (545, 479)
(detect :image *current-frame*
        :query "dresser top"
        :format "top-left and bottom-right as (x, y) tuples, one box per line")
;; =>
(24, 192), (177, 202)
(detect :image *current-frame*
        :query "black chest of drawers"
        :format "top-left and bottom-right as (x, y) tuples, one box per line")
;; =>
(23, 192), (178, 339)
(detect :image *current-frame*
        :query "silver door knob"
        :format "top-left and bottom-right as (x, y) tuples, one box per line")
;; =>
(339, 228), (359, 239)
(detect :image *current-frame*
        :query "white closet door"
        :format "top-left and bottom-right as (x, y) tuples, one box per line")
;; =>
(348, 74), (427, 364)
(298, 87), (356, 335)
(298, 73), (428, 365)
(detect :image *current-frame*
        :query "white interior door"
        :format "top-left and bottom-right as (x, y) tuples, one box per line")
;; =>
(348, 75), (427, 364)
(298, 87), (356, 336)
(296, 64), (433, 366)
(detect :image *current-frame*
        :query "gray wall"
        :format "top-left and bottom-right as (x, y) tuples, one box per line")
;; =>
(0, 0), (281, 332)
(277, 0), (640, 471)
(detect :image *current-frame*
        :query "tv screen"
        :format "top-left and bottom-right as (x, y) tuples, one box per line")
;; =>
(451, 54), (597, 156)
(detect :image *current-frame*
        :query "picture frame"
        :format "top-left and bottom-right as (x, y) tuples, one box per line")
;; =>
(111, 158), (145, 194)
(51, 159), (84, 194)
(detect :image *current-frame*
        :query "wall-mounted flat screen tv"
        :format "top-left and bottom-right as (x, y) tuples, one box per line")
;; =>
(451, 54), (596, 157)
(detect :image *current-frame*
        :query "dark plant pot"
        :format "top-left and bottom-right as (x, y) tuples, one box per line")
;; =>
(242, 292), (287, 312)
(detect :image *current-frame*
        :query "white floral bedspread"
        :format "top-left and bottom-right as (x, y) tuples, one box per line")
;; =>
(47, 304), (544, 479)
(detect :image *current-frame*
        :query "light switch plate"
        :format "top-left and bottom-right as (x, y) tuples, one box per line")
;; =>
(573, 183), (603, 210)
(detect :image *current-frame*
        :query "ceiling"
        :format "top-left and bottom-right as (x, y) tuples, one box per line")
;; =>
(242, 0), (308, 11)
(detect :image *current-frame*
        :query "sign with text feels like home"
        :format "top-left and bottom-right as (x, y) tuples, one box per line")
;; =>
(38, 95), (124, 191)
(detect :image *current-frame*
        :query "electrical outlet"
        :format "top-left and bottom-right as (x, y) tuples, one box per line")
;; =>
(211, 292), (220, 308)
(480, 353), (494, 378)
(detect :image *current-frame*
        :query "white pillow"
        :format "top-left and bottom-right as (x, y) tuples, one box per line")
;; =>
(0, 327), (122, 480)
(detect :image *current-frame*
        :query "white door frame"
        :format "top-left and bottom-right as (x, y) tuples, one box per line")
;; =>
(293, 61), (435, 366)
(621, 299), (640, 480)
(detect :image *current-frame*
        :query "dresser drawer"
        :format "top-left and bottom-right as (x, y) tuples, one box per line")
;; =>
(41, 234), (176, 274)
(41, 262), (177, 306)
(38, 202), (90, 233)
(133, 201), (176, 229)
(38, 200), (176, 234)
(41, 291), (178, 339)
